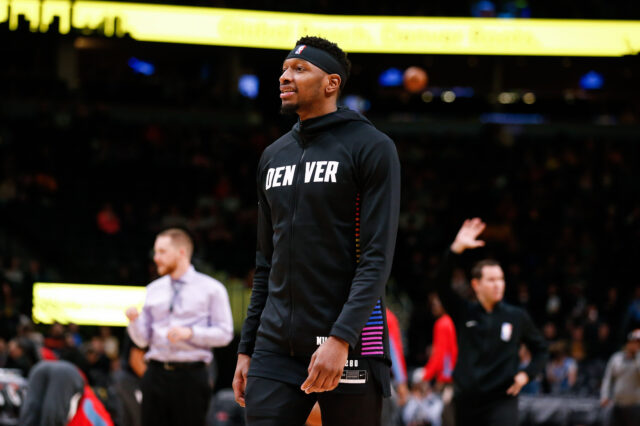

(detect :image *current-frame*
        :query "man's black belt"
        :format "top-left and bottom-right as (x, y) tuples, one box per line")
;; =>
(150, 360), (206, 371)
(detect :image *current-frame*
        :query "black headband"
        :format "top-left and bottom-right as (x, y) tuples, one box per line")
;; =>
(286, 44), (347, 85)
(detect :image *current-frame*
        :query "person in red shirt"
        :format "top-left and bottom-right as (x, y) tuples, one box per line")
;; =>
(423, 294), (458, 384)
(423, 293), (458, 426)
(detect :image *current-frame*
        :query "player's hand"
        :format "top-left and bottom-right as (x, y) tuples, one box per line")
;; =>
(450, 218), (486, 254)
(301, 336), (349, 394)
(600, 398), (610, 407)
(233, 354), (251, 407)
(506, 371), (529, 396)
(167, 326), (192, 343)
(125, 307), (139, 322)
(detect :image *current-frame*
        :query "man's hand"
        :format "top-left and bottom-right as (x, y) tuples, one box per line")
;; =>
(600, 398), (611, 408)
(233, 354), (251, 407)
(450, 218), (486, 254)
(167, 326), (192, 343)
(125, 307), (140, 322)
(396, 383), (410, 406)
(301, 336), (349, 394)
(506, 371), (529, 396)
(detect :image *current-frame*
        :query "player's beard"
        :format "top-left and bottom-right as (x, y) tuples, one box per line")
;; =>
(280, 102), (298, 115)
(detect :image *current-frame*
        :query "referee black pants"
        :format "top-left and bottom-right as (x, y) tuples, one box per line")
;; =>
(454, 394), (518, 426)
(140, 361), (211, 426)
(245, 376), (383, 426)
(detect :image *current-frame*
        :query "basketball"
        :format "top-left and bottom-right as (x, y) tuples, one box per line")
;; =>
(403, 66), (428, 93)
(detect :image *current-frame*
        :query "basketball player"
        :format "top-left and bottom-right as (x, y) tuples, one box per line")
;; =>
(233, 36), (401, 425)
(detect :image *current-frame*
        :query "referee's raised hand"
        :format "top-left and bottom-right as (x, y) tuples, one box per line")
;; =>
(450, 218), (486, 254)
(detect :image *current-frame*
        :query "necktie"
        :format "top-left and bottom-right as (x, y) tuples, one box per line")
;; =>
(169, 280), (182, 313)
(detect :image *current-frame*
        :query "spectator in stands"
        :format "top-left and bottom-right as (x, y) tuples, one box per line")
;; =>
(403, 369), (444, 426)
(600, 329), (640, 426)
(4, 336), (39, 377)
(43, 322), (66, 356)
(84, 337), (112, 388)
(568, 323), (587, 363)
(4, 257), (24, 288)
(97, 203), (121, 235)
(422, 294), (457, 385)
(20, 359), (114, 426)
(545, 341), (578, 394)
(99, 326), (120, 361)
(112, 335), (146, 426)
(422, 293), (457, 426)
(622, 286), (640, 339)
(0, 281), (20, 339)
(19, 360), (86, 426)
(0, 337), (7, 367)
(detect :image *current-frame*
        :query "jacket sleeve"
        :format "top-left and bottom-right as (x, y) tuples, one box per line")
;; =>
(432, 250), (465, 321)
(329, 135), (400, 348)
(520, 310), (549, 379)
(237, 160), (273, 356)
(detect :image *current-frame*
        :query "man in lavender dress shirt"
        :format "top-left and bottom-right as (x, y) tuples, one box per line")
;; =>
(126, 228), (234, 426)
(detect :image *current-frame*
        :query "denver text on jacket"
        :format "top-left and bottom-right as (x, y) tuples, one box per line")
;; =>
(265, 161), (339, 190)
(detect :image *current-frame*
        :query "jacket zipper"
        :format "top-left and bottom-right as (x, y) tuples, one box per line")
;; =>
(288, 137), (307, 356)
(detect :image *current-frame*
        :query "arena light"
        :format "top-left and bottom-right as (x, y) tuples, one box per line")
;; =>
(341, 95), (371, 113)
(441, 91), (456, 103)
(128, 56), (155, 75)
(452, 86), (475, 98)
(580, 70), (604, 90)
(238, 74), (259, 99)
(421, 91), (434, 103)
(378, 68), (404, 87)
(33, 282), (146, 326)
(498, 91), (519, 104)
(522, 92), (536, 104)
(3, 1), (640, 56)
(479, 113), (545, 124)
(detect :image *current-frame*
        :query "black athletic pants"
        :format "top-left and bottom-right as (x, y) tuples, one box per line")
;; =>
(140, 361), (211, 426)
(454, 394), (518, 426)
(245, 376), (383, 426)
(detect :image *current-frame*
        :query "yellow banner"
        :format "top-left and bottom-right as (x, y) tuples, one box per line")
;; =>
(3, 0), (640, 56)
(33, 282), (146, 327)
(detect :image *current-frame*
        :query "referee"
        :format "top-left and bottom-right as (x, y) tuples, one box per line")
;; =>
(435, 218), (548, 426)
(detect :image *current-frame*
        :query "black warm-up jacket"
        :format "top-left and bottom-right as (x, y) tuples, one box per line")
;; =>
(435, 250), (549, 398)
(238, 107), (400, 360)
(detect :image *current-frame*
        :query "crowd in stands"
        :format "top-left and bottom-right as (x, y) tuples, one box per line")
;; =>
(2, 106), (640, 424)
(2, 14), (640, 425)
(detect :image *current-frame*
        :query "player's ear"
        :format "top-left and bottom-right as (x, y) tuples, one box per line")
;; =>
(325, 74), (341, 96)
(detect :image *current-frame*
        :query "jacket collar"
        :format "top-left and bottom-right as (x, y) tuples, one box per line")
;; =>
(292, 107), (371, 145)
